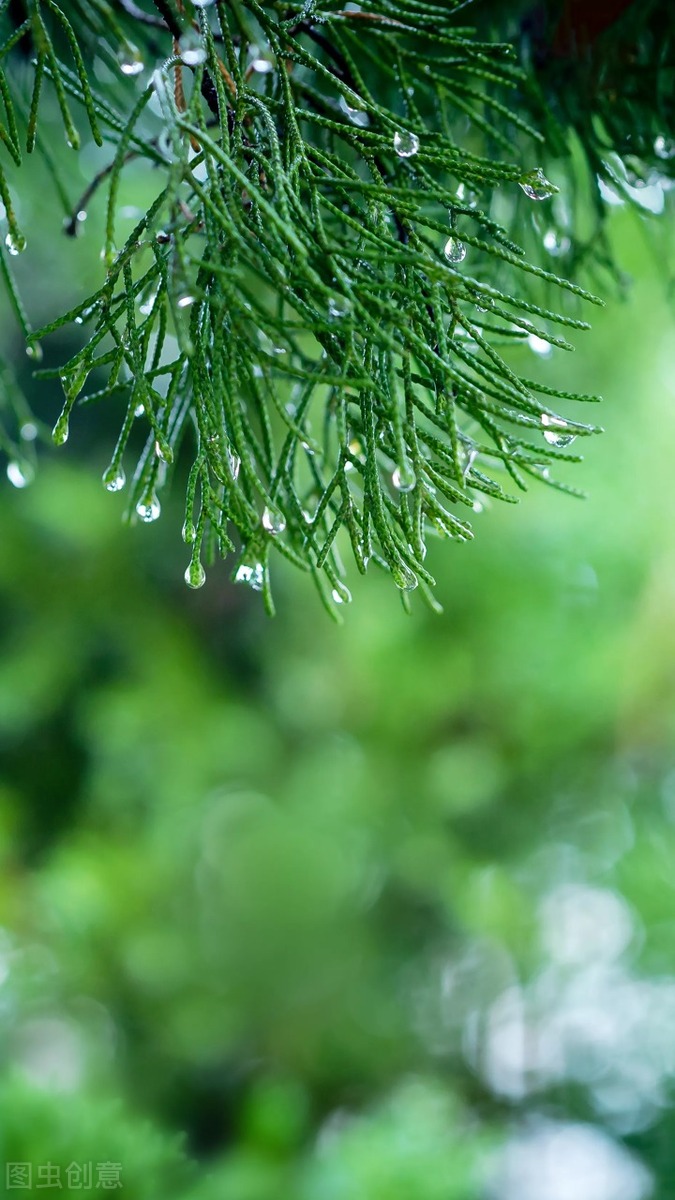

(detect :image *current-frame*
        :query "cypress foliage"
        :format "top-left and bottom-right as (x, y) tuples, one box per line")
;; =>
(0, 0), (672, 612)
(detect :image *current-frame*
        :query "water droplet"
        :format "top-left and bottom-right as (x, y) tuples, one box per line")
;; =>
(393, 561), (418, 591)
(332, 582), (352, 605)
(118, 45), (144, 76)
(528, 333), (553, 357)
(139, 292), (157, 316)
(20, 421), (38, 441)
(26, 341), (42, 362)
(177, 294), (195, 309)
(65, 131), (80, 150)
(393, 130), (419, 158)
(52, 415), (69, 446)
(541, 413), (576, 448)
(392, 460), (416, 492)
(518, 168), (558, 201)
(235, 560), (264, 591)
(654, 135), (675, 161)
(444, 235), (467, 264)
(102, 464), (126, 492)
(154, 439), (173, 463)
(251, 57), (274, 74)
(339, 96), (370, 127)
(179, 33), (207, 66)
(136, 494), (161, 522)
(227, 449), (240, 480)
(262, 505), (286, 535)
(543, 229), (571, 256)
(328, 294), (351, 319)
(5, 231), (25, 256)
(134, 402), (145, 418)
(6, 460), (33, 488)
(472, 498), (484, 513)
(182, 519), (196, 544)
(185, 560), (206, 589)
(462, 447), (477, 481)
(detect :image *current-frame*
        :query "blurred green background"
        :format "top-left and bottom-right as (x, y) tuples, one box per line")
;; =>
(2, 125), (675, 1199)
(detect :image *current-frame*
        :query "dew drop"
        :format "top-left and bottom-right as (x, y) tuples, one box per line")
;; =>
(5, 231), (25, 256)
(102, 465), (126, 492)
(179, 33), (207, 66)
(20, 422), (38, 441)
(235, 560), (264, 591)
(177, 293), (195, 309)
(543, 229), (571, 256)
(227, 449), (241, 480)
(7, 460), (33, 488)
(392, 460), (416, 492)
(332, 582), (352, 605)
(262, 505), (286, 535)
(339, 96), (370, 127)
(185, 560), (206, 589)
(541, 413), (576, 448)
(328, 294), (351, 319)
(154, 439), (173, 464)
(134, 402), (145, 418)
(393, 561), (418, 591)
(118, 45), (144, 76)
(518, 168), (558, 201)
(139, 292), (157, 316)
(182, 519), (196, 544)
(26, 341), (42, 362)
(52, 415), (69, 446)
(136, 494), (161, 522)
(251, 57), (274, 74)
(393, 130), (419, 158)
(654, 135), (675, 161)
(444, 235), (467, 264)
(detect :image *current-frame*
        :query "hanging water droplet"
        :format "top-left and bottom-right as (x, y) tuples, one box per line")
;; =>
(393, 561), (418, 591)
(26, 341), (42, 362)
(5, 231), (24, 256)
(154, 439), (173, 464)
(393, 130), (419, 158)
(185, 560), (206, 589)
(339, 96), (370, 127)
(472, 498), (484, 513)
(177, 293), (195, 309)
(179, 32), (207, 66)
(118, 45), (144, 76)
(251, 57), (274, 74)
(6, 460), (33, 488)
(462, 447), (477, 481)
(65, 131), (80, 151)
(139, 292), (157, 316)
(20, 421), (38, 441)
(444, 235), (467, 264)
(227, 449), (240, 480)
(182, 519), (196, 544)
(332, 582), (352, 605)
(654, 135), (675, 161)
(328, 294), (351, 320)
(262, 505), (286, 535)
(52, 415), (69, 446)
(541, 413), (576, 448)
(518, 168), (558, 201)
(235, 560), (264, 591)
(543, 229), (571, 256)
(392, 460), (416, 492)
(134, 402), (145, 418)
(102, 464), (126, 492)
(136, 494), (161, 522)
(528, 333), (553, 357)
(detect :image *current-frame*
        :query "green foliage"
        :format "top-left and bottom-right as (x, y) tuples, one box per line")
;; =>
(0, 0), (672, 611)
